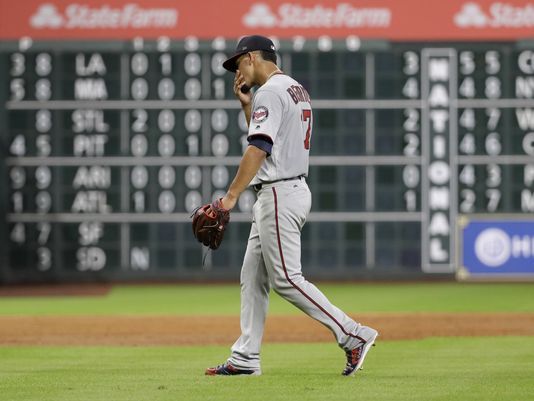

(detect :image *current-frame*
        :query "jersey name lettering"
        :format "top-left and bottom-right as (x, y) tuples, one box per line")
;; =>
(287, 85), (311, 104)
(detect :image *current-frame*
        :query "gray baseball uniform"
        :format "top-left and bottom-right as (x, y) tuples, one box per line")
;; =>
(227, 74), (376, 373)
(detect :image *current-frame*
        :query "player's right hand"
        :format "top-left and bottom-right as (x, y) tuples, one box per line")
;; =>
(234, 70), (252, 105)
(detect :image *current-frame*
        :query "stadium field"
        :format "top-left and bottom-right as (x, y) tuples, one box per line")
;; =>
(1, 283), (533, 401)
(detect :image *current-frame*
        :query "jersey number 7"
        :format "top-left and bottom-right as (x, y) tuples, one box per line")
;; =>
(302, 109), (312, 150)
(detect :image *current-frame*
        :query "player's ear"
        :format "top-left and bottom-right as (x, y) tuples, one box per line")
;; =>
(249, 52), (258, 65)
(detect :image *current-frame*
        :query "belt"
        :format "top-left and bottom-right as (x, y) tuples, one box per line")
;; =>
(252, 175), (304, 192)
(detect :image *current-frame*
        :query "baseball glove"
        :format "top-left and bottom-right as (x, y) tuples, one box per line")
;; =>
(191, 198), (230, 250)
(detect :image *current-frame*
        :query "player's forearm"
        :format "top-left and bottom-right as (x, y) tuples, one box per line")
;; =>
(242, 103), (252, 127)
(223, 146), (266, 209)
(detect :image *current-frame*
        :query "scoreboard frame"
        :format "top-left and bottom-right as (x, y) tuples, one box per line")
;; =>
(1, 36), (534, 283)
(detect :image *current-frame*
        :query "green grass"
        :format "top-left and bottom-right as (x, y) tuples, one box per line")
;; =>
(1, 284), (533, 400)
(0, 337), (533, 401)
(1, 283), (534, 315)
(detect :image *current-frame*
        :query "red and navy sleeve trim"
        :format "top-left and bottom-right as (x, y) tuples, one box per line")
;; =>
(248, 134), (273, 156)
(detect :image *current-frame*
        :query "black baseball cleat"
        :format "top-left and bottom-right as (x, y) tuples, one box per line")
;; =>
(342, 329), (379, 376)
(205, 362), (261, 376)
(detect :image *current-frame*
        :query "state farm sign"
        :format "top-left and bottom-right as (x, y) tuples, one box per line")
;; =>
(454, 2), (534, 28)
(30, 3), (178, 30)
(2, 0), (534, 40)
(243, 3), (392, 29)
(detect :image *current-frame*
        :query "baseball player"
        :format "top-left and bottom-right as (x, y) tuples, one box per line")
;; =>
(205, 35), (378, 376)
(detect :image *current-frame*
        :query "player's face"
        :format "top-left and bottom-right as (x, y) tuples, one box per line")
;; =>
(236, 53), (254, 84)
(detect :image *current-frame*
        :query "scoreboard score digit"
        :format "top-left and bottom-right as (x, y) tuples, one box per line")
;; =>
(1, 37), (534, 282)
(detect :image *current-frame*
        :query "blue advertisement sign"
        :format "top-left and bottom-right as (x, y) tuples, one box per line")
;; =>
(460, 219), (534, 279)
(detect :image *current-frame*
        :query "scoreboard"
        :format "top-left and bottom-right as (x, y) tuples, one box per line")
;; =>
(1, 1), (534, 283)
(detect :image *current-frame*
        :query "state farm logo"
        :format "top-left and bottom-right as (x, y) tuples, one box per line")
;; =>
(454, 2), (534, 28)
(243, 3), (391, 29)
(244, 4), (277, 27)
(454, 3), (488, 27)
(31, 4), (64, 28)
(30, 3), (178, 30)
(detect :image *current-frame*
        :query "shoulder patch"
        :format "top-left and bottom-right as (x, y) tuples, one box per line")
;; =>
(252, 106), (269, 123)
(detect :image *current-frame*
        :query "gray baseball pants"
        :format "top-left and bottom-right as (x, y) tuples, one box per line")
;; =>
(227, 178), (369, 371)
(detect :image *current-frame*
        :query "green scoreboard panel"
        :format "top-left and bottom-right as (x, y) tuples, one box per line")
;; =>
(1, 37), (534, 282)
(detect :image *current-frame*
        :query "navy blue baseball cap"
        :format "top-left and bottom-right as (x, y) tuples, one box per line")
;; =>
(223, 35), (276, 73)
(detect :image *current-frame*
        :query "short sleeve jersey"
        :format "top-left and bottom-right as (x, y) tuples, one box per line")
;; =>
(247, 74), (312, 185)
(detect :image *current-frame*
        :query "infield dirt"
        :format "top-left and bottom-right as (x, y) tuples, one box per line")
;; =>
(1, 313), (533, 345)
